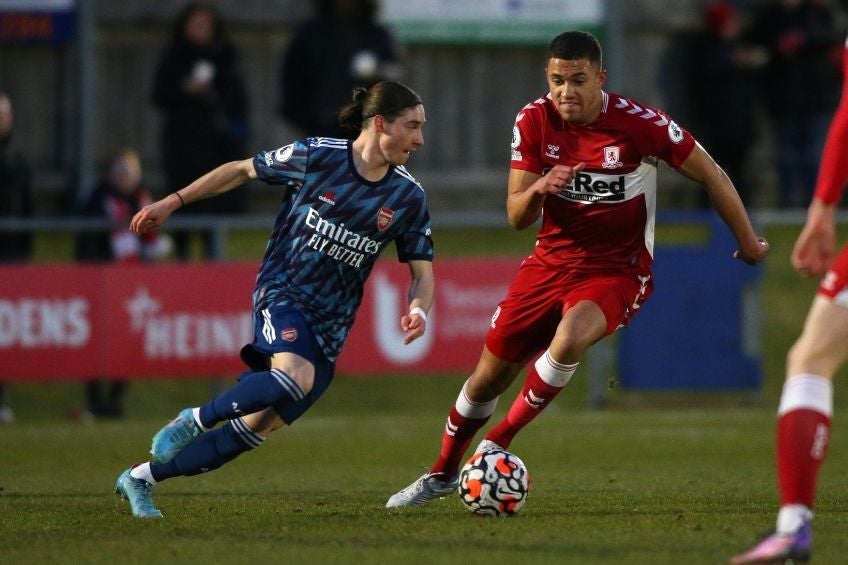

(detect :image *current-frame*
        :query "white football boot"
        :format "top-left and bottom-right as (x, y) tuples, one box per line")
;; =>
(474, 438), (504, 453)
(385, 472), (459, 508)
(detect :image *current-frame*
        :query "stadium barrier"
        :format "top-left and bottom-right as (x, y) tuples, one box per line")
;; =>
(618, 212), (764, 390)
(0, 258), (519, 380)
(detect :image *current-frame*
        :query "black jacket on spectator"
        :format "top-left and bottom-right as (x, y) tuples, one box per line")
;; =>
(749, 0), (843, 117)
(0, 134), (33, 262)
(279, 1), (402, 139)
(151, 28), (249, 214)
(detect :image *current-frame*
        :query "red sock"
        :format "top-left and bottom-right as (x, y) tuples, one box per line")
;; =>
(429, 406), (489, 478)
(776, 374), (833, 508)
(777, 409), (831, 507)
(486, 364), (566, 449)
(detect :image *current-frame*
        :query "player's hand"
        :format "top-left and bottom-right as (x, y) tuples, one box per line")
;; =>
(130, 195), (181, 235)
(536, 162), (586, 194)
(791, 201), (837, 276)
(400, 311), (426, 345)
(732, 236), (769, 265)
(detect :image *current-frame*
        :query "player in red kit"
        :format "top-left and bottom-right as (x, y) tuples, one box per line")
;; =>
(731, 37), (848, 565)
(386, 30), (769, 508)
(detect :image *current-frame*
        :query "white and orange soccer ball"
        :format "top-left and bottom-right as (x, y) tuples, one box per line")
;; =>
(458, 449), (530, 516)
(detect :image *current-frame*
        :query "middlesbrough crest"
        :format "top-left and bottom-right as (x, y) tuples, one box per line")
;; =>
(602, 146), (622, 169)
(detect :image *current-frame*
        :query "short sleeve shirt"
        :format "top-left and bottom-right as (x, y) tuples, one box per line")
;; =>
(251, 137), (433, 361)
(510, 91), (696, 272)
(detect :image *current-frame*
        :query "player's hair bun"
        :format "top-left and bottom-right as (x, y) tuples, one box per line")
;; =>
(350, 87), (368, 104)
(338, 81), (422, 131)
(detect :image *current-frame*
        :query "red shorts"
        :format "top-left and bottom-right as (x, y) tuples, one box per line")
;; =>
(818, 243), (848, 308)
(485, 257), (653, 363)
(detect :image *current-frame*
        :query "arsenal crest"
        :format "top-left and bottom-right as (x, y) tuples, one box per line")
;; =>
(377, 207), (394, 231)
(281, 328), (298, 342)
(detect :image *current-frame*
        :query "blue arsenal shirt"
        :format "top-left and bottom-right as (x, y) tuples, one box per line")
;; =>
(250, 137), (433, 361)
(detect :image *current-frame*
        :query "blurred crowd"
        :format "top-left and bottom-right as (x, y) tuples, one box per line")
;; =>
(661, 0), (847, 208)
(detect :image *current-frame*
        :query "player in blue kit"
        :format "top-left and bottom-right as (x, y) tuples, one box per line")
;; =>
(115, 81), (433, 518)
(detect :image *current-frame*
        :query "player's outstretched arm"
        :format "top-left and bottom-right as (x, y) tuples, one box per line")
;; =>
(401, 259), (434, 345)
(677, 143), (769, 265)
(130, 158), (257, 235)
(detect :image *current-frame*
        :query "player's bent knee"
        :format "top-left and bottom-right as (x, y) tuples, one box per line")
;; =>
(549, 335), (591, 363)
(271, 352), (316, 394)
(289, 372), (314, 394)
(242, 408), (286, 436)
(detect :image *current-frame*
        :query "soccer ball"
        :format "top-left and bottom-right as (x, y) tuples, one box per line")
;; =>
(458, 449), (530, 516)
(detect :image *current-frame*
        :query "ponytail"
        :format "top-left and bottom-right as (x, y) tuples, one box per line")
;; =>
(337, 81), (422, 132)
(338, 87), (369, 130)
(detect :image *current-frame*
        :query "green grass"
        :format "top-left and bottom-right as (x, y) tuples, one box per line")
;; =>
(1, 376), (847, 564)
(6, 223), (848, 562)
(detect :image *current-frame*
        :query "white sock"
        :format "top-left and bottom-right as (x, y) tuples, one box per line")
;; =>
(192, 407), (207, 431)
(535, 350), (578, 387)
(776, 504), (813, 534)
(130, 462), (157, 485)
(455, 380), (498, 418)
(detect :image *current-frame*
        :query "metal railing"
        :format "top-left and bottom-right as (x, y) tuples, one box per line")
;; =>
(0, 208), (828, 263)
(0, 211), (514, 260)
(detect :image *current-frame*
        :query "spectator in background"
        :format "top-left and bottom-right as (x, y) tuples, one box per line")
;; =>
(152, 1), (250, 260)
(74, 148), (171, 419)
(279, 0), (403, 139)
(686, 1), (767, 207)
(749, 0), (844, 208)
(0, 91), (33, 424)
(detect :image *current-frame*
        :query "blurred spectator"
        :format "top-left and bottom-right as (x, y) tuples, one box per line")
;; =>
(151, 1), (250, 260)
(686, 1), (767, 207)
(74, 148), (171, 419)
(0, 92), (33, 262)
(279, 0), (403, 139)
(749, 0), (844, 208)
(0, 91), (33, 424)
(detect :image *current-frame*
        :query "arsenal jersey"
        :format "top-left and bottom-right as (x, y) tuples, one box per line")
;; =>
(510, 91), (696, 272)
(251, 137), (433, 361)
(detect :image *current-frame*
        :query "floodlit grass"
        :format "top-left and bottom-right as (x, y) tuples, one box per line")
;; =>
(2, 376), (848, 564)
(8, 223), (848, 562)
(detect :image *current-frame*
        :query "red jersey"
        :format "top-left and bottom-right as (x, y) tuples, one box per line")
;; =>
(813, 38), (848, 205)
(510, 91), (696, 272)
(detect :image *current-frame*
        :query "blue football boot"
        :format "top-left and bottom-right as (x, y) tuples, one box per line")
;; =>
(150, 408), (202, 463)
(115, 468), (162, 518)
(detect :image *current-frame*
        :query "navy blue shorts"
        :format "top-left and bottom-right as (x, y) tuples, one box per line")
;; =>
(239, 306), (335, 425)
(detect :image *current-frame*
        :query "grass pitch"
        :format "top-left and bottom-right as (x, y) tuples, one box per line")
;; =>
(1, 376), (847, 564)
(5, 223), (848, 563)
